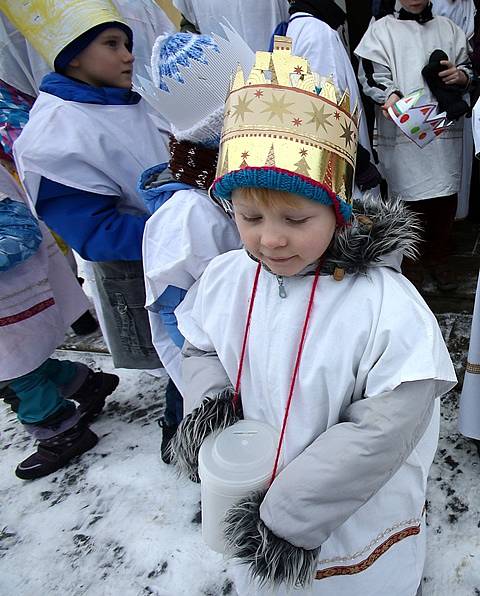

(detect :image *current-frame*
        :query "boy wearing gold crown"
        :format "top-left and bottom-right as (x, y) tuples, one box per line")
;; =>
(171, 38), (456, 594)
(0, 0), (170, 371)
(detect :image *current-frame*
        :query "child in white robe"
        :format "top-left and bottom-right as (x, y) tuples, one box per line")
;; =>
(459, 96), (480, 451)
(137, 30), (251, 459)
(285, 0), (382, 194)
(355, 0), (472, 291)
(171, 38), (456, 595)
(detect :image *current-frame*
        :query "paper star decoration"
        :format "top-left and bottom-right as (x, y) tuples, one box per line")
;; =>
(261, 94), (294, 122)
(232, 94), (254, 122)
(306, 103), (332, 133)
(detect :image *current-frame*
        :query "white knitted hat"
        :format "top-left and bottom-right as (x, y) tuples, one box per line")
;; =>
(134, 25), (254, 147)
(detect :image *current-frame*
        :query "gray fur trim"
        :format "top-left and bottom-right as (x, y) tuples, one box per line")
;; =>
(323, 195), (422, 274)
(224, 491), (320, 589)
(170, 387), (242, 481)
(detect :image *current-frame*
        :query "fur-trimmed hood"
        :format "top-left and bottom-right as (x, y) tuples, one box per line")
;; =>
(322, 195), (421, 275)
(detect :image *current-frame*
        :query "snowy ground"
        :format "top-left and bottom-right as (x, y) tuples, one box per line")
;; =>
(1, 314), (479, 596)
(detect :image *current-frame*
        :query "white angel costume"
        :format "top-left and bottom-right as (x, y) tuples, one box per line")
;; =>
(355, 14), (470, 201)
(176, 207), (456, 595)
(137, 28), (253, 391)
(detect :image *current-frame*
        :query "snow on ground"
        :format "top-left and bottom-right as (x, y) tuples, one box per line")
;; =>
(1, 313), (479, 596)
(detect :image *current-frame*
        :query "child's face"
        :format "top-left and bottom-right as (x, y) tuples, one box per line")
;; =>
(68, 28), (134, 89)
(399, 0), (429, 13)
(232, 189), (336, 276)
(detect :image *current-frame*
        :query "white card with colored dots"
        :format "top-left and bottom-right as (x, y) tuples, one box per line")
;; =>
(388, 89), (453, 148)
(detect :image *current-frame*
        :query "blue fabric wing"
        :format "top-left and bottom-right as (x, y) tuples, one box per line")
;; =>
(0, 198), (42, 271)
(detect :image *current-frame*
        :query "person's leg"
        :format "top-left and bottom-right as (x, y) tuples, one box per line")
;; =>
(10, 358), (75, 424)
(402, 199), (429, 289)
(404, 196), (458, 291)
(423, 194), (458, 290)
(9, 360), (98, 480)
(41, 358), (119, 422)
(159, 378), (184, 464)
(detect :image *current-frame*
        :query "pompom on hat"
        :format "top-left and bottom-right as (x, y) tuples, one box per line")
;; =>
(211, 36), (359, 225)
(134, 26), (254, 148)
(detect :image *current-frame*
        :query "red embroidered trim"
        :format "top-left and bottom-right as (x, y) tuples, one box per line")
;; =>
(0, 298), (55, 327)
(315, 524), (421, 580)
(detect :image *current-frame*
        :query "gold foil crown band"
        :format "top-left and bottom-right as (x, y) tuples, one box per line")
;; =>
(212, 36), (359, 223)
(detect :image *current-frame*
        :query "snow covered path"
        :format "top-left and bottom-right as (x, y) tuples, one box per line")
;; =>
(1, 314), (479, 595)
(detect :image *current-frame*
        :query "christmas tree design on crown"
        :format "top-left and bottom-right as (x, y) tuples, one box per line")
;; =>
(387, 89), (454, 148)
(214, 35), (359, 210)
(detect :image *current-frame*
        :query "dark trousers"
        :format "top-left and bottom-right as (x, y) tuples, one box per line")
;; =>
(92, 260), (161, 369)
(164, 378), (183, 427)
(406, 194), (458, 265)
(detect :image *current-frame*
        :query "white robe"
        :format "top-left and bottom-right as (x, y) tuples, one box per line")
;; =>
(176, 249), (456, 595)
(0, 167), (89, 380)
(14, 91), (169, 213)
(13, 91), (169, 355)
(287, 13), (371, 154)
(355, 15), (469, 201)
(143, 188), (241, 392)
(432, 0), (475, 38)
(459, 96), (480, 439)
(173, 0), (290, 51)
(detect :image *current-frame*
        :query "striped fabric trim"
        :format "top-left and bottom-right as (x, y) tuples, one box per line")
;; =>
(0, 298), (55, 327)
(315, 524), (421, 580)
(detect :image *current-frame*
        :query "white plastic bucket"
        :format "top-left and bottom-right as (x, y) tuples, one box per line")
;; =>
(198, 419), (281, 554)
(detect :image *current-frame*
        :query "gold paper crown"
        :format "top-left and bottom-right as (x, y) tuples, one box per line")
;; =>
(214, 36), (359, 215)
(0, 0), (127, 68)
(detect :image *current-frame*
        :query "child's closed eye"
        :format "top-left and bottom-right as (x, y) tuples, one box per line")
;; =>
(241, 214), (262, 222)
(286, 217), (310, 224)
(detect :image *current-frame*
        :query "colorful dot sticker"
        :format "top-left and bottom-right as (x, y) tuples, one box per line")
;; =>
(400, 114), (410, 123)
(410, 126), (420, 134)
(419, 132), (427, 140)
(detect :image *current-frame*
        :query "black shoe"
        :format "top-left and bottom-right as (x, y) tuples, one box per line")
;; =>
(472, 439), (480, 458)
(71, 310), (99, 336)
(159, 418), (178, 464)
(15, 424), (98, 480)
(1, 386), (20, 413)
(70, 370), (119, 422)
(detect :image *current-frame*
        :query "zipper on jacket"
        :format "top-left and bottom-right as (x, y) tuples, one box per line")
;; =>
(276, 275), (287, 298)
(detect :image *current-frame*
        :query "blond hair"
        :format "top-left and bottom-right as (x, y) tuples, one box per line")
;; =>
(232, 187), (302, 209)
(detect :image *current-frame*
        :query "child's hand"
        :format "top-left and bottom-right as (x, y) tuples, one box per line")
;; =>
(439, 60), (468, 86)
(381, 93), (401, 119)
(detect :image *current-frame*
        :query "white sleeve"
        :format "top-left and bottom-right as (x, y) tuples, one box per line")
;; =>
(142, 190), (240, 307)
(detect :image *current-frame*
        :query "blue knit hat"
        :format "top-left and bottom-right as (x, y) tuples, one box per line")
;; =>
(54, 22), (133, 72)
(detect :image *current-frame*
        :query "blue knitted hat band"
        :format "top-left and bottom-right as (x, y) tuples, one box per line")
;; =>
(212, 167), (352, 225)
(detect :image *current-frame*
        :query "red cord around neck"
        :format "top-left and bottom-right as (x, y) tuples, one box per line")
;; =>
(232, 261), (321, 485)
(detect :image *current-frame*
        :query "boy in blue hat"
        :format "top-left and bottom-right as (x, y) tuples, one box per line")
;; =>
(5, 0), (170, 371)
